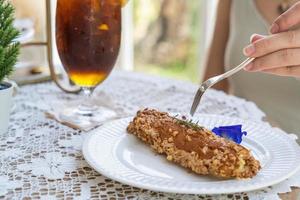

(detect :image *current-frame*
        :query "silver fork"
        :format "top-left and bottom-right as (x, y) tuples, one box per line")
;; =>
(190, 57), (255, 116)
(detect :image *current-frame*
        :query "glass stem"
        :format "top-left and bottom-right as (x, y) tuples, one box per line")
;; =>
(76, 87), (97, 116)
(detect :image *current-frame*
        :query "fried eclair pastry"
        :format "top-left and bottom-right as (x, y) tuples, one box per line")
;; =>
(127, 109), (261, 179)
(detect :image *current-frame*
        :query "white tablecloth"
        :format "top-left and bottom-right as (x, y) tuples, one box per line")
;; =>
(2, 70), (299, 200)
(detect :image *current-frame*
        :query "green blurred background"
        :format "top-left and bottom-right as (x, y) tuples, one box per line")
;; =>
(132, 0), (204, 83)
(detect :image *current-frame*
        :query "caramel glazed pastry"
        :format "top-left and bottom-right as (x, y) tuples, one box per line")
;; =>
(127, 109), (261, 179)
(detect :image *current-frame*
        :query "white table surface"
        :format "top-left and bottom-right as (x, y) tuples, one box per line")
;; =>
(1, 70), (299, 200)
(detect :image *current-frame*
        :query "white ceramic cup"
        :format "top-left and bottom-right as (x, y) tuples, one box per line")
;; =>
(0, 82), (13, 135)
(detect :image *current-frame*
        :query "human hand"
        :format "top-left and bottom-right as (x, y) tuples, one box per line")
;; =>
(243, 3), (300, 77)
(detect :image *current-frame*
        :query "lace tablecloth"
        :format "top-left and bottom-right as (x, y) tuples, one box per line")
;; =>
(2, 70), (300, 200)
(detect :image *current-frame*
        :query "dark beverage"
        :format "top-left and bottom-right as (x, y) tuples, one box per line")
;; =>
(56, 0), (122, 87)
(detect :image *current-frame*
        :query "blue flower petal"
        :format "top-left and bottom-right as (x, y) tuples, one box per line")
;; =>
(212, 125), (247, 144)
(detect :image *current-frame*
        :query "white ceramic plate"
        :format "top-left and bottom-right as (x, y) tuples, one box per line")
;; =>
(82, 115), (300, 194)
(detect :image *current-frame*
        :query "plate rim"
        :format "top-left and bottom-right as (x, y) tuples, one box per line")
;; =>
(82, 114), (300, 195)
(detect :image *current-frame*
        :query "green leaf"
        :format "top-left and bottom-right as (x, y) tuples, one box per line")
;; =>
(0, 0), (20, 82)
(0, 47), (5, 81)
(1, 16), (14, 30)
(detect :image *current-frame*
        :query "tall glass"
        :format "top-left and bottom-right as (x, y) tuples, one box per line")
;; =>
(56, 0), (122, 118)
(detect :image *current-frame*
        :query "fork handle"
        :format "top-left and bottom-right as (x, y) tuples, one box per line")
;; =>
(216, 57), (255, 83)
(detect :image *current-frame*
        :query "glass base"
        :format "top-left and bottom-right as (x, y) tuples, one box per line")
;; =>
(75, 104), (99, 117)
(55, 87), (117, 131)
(59, 105), (117, 131)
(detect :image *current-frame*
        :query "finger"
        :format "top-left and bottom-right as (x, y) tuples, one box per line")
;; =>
(244, 48), (300, 71)
(262, 65), (300, 77)
(250, 34), (266, 43)
(243, 30), (300, 57)
(270, 3), (300, 33)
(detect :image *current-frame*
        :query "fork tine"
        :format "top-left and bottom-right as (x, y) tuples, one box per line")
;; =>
(190, 87), (205, 116)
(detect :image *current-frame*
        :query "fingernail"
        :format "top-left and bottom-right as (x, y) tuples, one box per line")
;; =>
(244, 63), (253, 71)
(243, 44), (255, 56)
(250, 34), (257, 42)
(250, 34), (265, 43)
(270, 23), (279, 34)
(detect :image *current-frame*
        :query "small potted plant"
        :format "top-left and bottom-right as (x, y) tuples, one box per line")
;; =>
(0, 0), (20, 134)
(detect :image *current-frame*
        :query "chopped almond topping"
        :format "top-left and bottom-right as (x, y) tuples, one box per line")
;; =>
(127, 109), (261, 179)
